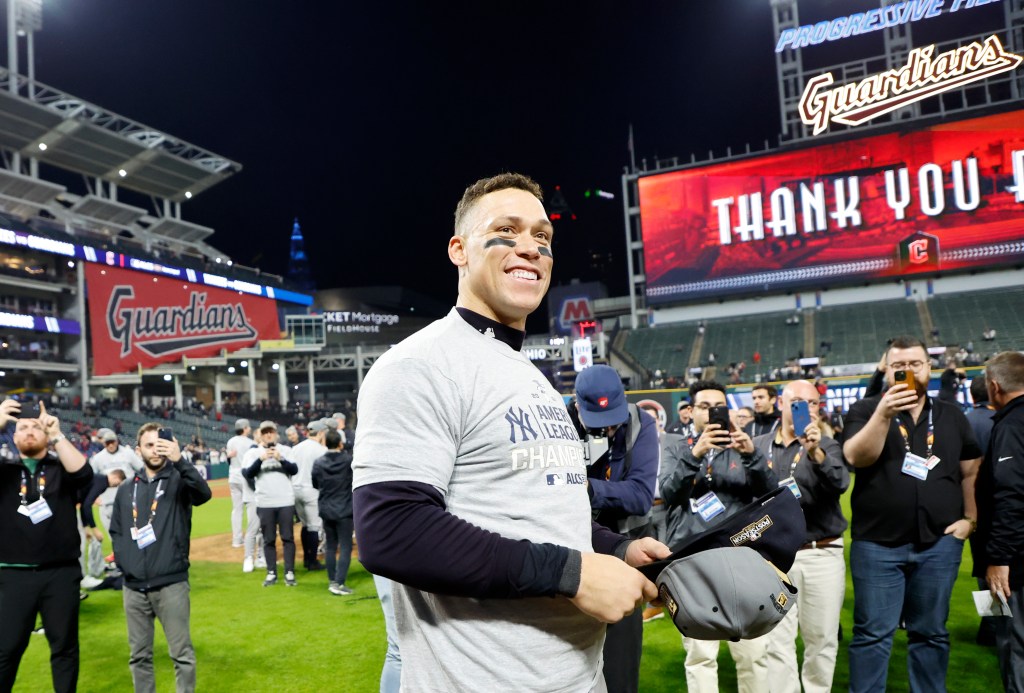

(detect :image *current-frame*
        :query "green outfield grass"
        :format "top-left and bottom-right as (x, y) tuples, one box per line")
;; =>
(13, 485), (1005, 691)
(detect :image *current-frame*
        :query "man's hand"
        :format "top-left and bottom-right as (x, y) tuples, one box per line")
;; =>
(154, 437), (182, 463)
(730, 428), (754, 455)
(38, 402), (61, 440)
(943, 519), (973, 540)
(623, 537), (672, 568)
(0, 399), (19, 429)
(89, 527), (105, 542)
(987, 565), (1010, 600)
(693, 424), (731, 459)
(570, 553), (659, 624)
(877, 383), (918, 419)
(800, 422), (823, 461)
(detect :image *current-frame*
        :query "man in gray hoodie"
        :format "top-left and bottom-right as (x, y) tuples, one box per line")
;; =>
(312, 429), (354, 595)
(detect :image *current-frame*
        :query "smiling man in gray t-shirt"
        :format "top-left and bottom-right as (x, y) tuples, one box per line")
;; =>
(353, 173), (669, 692)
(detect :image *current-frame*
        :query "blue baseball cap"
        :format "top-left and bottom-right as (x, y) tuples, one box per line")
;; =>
(575, 365), (628, 429)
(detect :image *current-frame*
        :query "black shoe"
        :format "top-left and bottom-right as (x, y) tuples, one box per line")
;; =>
(305, 561), (325, 572)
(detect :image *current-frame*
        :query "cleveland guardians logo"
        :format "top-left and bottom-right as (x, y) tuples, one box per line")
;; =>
(106, 286), (257, 357)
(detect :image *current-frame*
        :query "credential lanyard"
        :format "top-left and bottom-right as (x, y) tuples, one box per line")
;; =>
(18, 465), (45, 506)
(132, 479), (164, 530)
(898, 408), (934, 458)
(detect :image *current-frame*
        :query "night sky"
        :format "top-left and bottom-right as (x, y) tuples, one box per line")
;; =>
(24, 0), (1008, 313)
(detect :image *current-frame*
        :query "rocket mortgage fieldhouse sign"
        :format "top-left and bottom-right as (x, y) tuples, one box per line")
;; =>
(86, 264), (281, 375)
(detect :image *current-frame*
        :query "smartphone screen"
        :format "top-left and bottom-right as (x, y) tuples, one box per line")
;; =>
(158, 427), (174, 441)
(791, 401), (811, 436)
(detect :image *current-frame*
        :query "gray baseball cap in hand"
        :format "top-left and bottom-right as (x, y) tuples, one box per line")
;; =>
(656, 546), (796, 641)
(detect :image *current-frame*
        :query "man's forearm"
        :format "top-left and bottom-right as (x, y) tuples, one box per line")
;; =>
(355, 481), (579, 600)
(54, 437), (87, 473)
(960, 457), (980, 521)
(843, 412), (889, 468)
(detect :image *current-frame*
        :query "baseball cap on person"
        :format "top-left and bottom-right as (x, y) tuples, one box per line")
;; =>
(331, 412), (346, 421)
(574, 365), (628, 429)
(101, 430), (118, 443)
(639, 485), (806, 581)
(656, 546), (797, 641)
(678, 400), (691, 409)
(308, 420), (327, 433)
(258, 420), (277, 432)
(322, 418), (339, 430)
(234, 418), (250, 432)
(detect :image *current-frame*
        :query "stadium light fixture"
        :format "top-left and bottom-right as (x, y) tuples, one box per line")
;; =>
(67, 261), (74, 268)
(184, 191), (193, 199)
(240, 360), (248, 368)
(271, 363), (280, 371)
(163, 374), (172, 382)
(227, 366), (236, 374)
(118, 169), (127, 178)
(37, 143), (46, 151)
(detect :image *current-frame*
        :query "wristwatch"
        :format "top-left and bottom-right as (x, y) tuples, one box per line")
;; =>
(49, 433), (66, 444)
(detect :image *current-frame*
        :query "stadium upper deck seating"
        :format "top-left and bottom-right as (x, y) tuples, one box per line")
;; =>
(814, 299), (923, 366)
(699, 311), (804, 373)
(928, 286), (1024, 356)
(622, 323), (698, 378)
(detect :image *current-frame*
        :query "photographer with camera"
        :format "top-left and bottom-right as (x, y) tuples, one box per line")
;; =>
(242, 421), (299, 587)
(571, 365), (659, 693)
(110, 423), (211, 693)
(659, 380), (778, 693)
(0, 399), (93, 693)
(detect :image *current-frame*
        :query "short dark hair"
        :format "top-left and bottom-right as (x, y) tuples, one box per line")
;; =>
(752, 385), (778, 400)
(887, 335), (927, 356)
(108, 468), (127, 482)
(689, 380), (726, 402)
(454, 173), (543, 233)
(970, 374), (988, 404)
(324, 429), (342, 450)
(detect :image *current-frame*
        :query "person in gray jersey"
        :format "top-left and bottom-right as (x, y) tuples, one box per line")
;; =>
(89, 428), (142, 536)
(242, 421), (298, 587)
(291, 420), (327, 571)
(226, 419), (264, 572)
(353, 173), (669, 692)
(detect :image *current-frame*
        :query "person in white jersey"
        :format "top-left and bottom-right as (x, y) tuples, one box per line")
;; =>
(291, 419), (327, 571)
(89, 428), (142, 535)
(352, 173), (671, 691)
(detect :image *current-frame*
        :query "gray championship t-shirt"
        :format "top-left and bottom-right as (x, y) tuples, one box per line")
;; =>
(243, 444), (296, 509)
(353, 310), (603, 692)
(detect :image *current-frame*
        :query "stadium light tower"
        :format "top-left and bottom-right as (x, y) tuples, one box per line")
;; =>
(6, 0), (42, 97)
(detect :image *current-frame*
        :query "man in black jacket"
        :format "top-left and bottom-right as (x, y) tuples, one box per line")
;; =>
(975, 351), (1024, 690)
(0, 399), (92, 693)
(110, 422), (212, 693)
(745, 385), (781, 438)
(312, 429), (354, 595)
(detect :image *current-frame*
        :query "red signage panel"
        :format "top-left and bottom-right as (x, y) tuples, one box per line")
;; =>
(639, 109), (1024, 304)
(86, 264), (282, 376)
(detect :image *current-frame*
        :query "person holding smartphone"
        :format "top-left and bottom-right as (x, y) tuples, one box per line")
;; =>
(659, 380), (777, 693)
(110, 423), (212, 693)
(0, 399), (92, 693)
(753, 380), (849, 693)
(843, 336), (981, 693)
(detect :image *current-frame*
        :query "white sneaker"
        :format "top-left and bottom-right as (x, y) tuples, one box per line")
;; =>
(254, 556), (267, 569)
(242, 557), (254, 573)
(80, 575), (104, 590)
(284, 571), (297, 587)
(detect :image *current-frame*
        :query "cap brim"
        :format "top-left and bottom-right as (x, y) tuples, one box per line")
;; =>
(577, 404), (628, 429)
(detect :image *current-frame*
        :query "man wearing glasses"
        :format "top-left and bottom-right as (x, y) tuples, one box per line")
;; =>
(660, 380), (777, 692)
(843, 336), (982, 693)
(755, 380), (849, 693)
(666, 399), (695, 441)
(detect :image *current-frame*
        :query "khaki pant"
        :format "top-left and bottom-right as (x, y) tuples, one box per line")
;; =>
(683, 635), (769, 693)
(766, 544), (846, 693)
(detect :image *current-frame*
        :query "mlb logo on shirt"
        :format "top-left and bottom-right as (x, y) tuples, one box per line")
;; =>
(546, 474), (566, 486)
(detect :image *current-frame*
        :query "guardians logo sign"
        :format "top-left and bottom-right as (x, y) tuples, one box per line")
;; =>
(87, 264), (280, 375)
